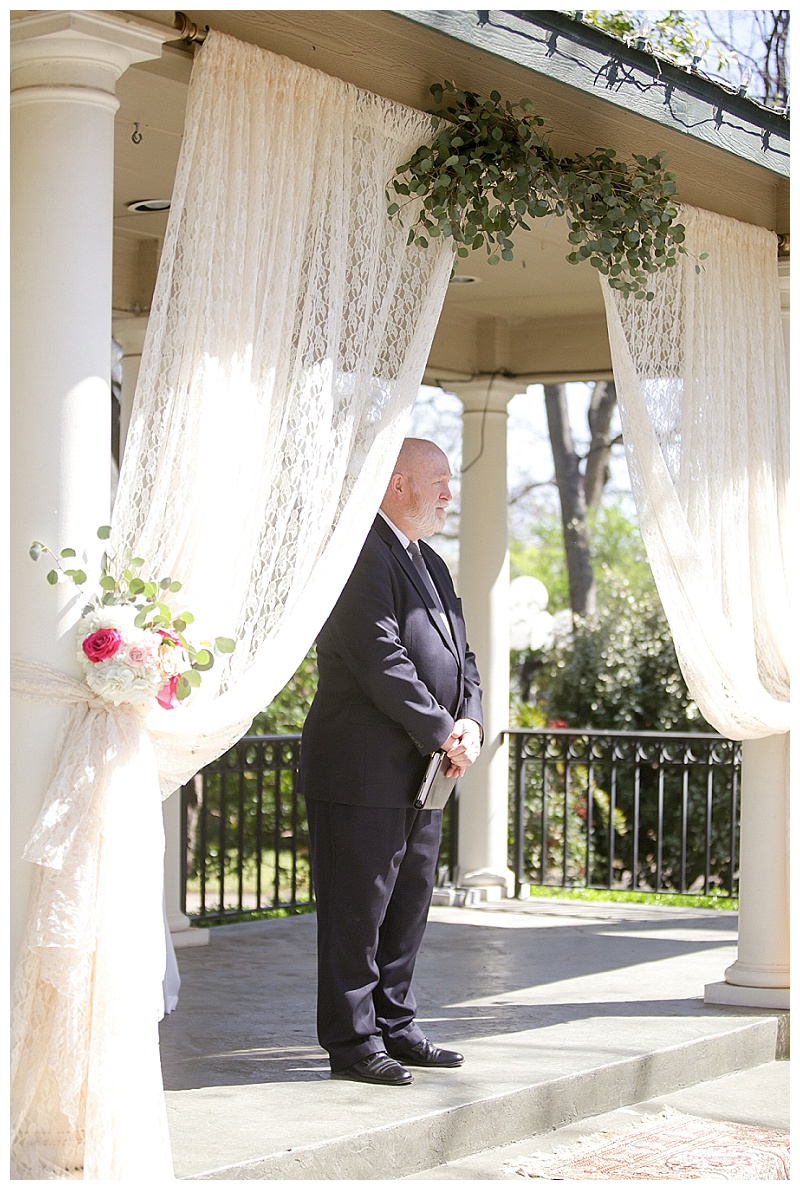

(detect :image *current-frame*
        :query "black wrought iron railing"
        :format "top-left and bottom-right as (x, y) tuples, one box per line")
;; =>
(182, 729), (741, 924)
(181, 734), (312, 924)
(506, 729), (741, 899)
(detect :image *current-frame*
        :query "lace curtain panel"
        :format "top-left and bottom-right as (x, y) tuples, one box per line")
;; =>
(600, 204), (790, 739)
(11, 31), (452, 1179)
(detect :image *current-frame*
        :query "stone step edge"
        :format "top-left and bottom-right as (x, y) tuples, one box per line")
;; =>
(188, 1015), (787, 1181)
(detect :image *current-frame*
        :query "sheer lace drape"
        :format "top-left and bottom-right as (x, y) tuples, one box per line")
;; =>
(11, 31), (452, 1179)
(600, 205), (789, 738)
(118, 32), (454, 790)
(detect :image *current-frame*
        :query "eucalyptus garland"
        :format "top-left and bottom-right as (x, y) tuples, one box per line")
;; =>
(388, 82), (695, 300)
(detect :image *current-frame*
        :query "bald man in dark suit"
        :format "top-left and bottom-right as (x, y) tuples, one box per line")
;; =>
(300, 438), (483, 1086)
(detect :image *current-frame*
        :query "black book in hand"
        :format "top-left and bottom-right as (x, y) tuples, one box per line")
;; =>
(413, 750), (458, 810)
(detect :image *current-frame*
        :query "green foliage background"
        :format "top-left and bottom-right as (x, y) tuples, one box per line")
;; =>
(249, 647), (319, 735)
(510, 500), (710, 732)
(506, 502), (728, 897)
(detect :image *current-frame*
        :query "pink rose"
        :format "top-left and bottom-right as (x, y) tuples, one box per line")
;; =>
(156, 674), (180, 710)
(126, 644), (151, 666)
(158, 630), (181, 647)
(82, 628), (121, 664)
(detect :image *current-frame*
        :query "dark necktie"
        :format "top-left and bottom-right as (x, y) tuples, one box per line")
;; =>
(408, 541), (452, 637)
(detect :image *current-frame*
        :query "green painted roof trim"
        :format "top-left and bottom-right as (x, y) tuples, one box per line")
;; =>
(395, 9), (789, 179)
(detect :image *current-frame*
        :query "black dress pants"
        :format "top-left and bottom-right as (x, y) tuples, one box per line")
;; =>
(304, 799), (442, 1072)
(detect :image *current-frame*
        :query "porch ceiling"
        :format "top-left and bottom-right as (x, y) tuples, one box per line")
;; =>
(112, 9), (790, 386)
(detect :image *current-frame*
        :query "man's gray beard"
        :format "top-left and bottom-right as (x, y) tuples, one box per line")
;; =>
(407, 504), (445, 539)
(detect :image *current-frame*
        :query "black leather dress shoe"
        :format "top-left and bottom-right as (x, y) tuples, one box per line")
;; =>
(389, 1038), (464, 1068)
(332, 1051), (413, 1086)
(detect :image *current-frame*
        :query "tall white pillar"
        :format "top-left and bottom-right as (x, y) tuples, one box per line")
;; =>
(705, 735), (790, 1009)
(10, 11), (167, 967)
(163, 788), (208, 947)
(452, 380), (519, 898)
(705, 259), (790, 1012)
(111, 315), (149, 459)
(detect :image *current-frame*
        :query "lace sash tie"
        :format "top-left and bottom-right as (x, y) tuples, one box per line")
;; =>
(10, 657), (173, 1180)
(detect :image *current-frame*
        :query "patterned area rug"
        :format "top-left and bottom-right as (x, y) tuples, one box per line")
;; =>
(507, 1110), (790, 1180)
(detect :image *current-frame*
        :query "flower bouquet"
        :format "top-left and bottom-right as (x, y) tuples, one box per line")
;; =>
(30, 526), (234, 710)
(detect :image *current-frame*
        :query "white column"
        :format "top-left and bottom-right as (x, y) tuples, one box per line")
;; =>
(452, 380), (519, 898)
(111, 315), (149, 459)
(162, 788), (208, 947)
(10, 11), (166, 967)
(704, 260), (790, 1012)
(704, 735), (790, 1009)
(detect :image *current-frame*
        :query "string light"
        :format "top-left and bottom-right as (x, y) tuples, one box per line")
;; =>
(634, 20), (651, 52)
(474, 13), (788, 164)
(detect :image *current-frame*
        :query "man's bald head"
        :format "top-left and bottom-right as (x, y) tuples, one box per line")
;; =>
(394, 438), (447, 476)
(381, 438), (453, 541)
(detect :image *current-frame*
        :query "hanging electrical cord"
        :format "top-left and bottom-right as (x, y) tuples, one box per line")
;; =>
(429, 371), (511, 477)
(460, 372), (500, 476)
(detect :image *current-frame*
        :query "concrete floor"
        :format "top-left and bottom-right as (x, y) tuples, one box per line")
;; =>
(159, 898), (789, 1180)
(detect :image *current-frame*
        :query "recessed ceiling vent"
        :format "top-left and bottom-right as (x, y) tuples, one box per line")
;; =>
(126, 199), (172, 213)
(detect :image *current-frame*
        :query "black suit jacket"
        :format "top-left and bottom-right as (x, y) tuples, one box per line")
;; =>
(300, 515), (483, 807)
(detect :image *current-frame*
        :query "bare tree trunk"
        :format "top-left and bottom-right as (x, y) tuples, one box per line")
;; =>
(544, 383), (596, 617)
(584, 380), (618, 512)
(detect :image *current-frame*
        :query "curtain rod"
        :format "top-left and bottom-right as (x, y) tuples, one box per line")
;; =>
(174, 11), (209, 45)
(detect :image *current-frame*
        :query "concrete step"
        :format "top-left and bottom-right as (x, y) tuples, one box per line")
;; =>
(161, 904), (789, 1181)
(403, 1059), (790, 1181)
(179, 1006), (786, 1180)
(190, 1023), (785, 1180)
